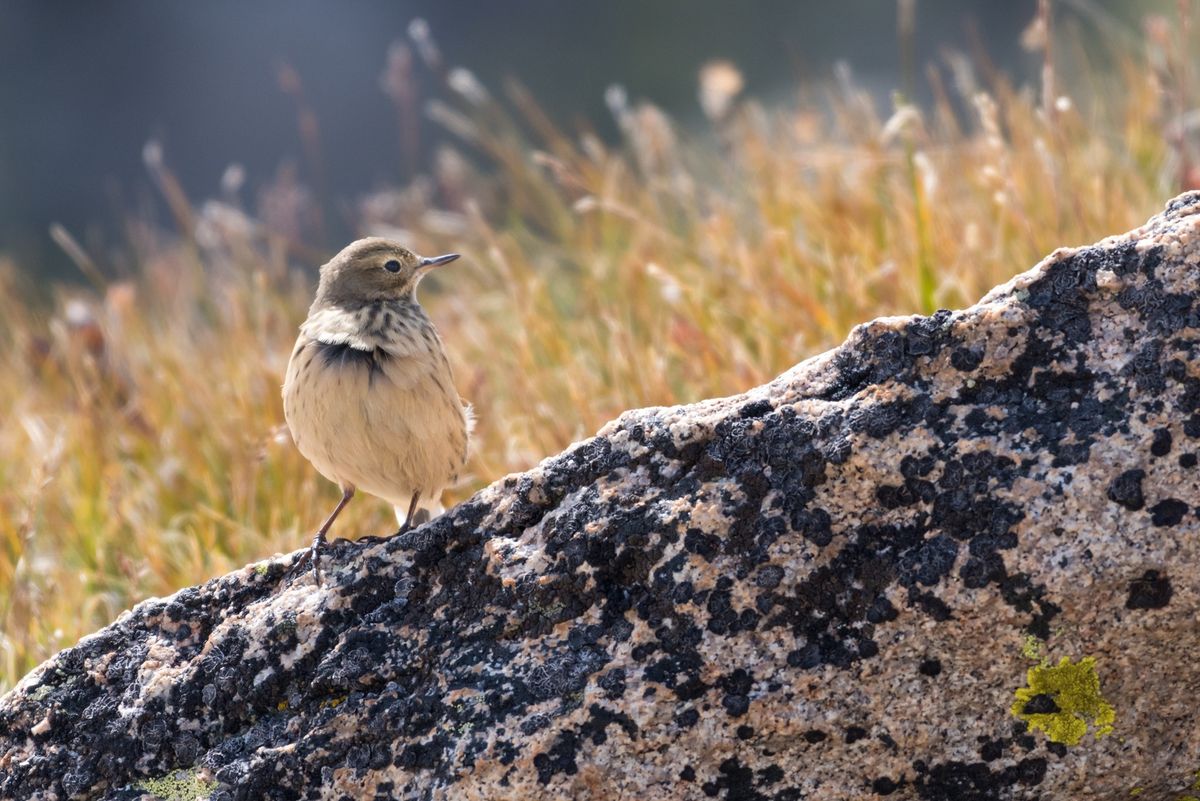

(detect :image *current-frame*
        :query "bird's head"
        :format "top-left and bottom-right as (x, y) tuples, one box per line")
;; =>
(314, 237), (460, 307)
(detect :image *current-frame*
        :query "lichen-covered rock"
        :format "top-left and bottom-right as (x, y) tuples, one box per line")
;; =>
(4, 196), (1200, 800)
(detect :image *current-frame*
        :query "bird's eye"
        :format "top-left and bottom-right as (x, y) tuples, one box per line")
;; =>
(384, 259), (402, 273)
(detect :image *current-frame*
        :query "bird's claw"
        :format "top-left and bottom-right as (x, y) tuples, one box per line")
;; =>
(286, 531), (329, 585)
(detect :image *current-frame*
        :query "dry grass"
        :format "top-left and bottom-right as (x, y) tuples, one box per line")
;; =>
(0, 11), (1191, 690)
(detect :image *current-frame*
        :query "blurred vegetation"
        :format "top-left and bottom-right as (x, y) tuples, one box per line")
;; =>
(0, 6), (1195, 690)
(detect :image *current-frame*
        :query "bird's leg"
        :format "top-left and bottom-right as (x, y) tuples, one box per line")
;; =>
(397, 490), (423, 535)
(290, 486), (355, 583)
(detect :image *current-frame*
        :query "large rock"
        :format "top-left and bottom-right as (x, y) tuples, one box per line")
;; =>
(4, 195), (1200, 800)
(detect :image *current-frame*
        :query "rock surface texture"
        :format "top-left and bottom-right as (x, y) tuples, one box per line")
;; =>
(5, 196), (1200, 800)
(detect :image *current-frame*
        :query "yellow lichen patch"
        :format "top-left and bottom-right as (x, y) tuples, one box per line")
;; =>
(1020, 633), (1044, 663)
(134, 768), (217, 801)
(1011, 656), (1115, 746)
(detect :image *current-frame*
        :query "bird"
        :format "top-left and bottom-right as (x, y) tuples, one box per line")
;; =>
(282, 238), (472, 579)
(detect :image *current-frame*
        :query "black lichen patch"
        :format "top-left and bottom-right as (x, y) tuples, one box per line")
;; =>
(912, 756), (1047, 801)
(978, 739), (1003, 762)
(1126, 569), (1173, 609)
(739, 399), (774, 419)
(1151, 427), (1173, 457)
(1116, 280), (1196, 336)
(918, 658), (943, 677)
(1106, 469), (1146, 511)
(1150, 498), (1189, 526)
(699, 757), (770, 801)
(845, 726), (869, 744)
(872, 776), (900, 795)
(533, 731), (580, 785)
(719, 668), (753, 717)
(997, 573), (1061, 640)
(1019, 693), (1060, 714)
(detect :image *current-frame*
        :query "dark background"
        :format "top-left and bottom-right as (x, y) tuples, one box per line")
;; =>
(0, 1), (1142, 275)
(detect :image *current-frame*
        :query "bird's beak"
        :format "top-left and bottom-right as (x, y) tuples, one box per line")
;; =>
(419, 253), (460, 268)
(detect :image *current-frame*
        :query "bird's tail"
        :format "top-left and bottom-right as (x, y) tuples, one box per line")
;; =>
(462, 400), (477, 440)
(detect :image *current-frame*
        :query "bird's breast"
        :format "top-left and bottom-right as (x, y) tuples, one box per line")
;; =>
(282, 331), (469, 501)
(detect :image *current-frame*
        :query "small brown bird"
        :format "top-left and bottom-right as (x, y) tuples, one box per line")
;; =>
(283, 238), (472, 577)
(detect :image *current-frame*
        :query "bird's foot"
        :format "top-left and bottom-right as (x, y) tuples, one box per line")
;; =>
(321, 533), (394, 551)
(287, 531), (330, 585)
(392, 508), (431, 538)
